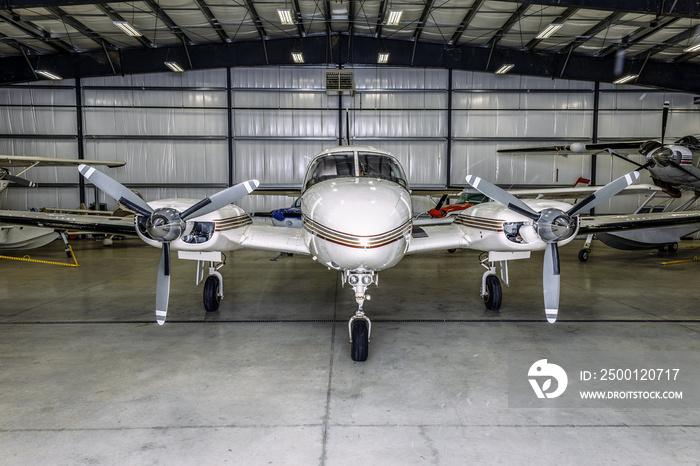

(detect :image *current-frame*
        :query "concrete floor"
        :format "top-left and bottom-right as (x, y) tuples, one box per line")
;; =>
(1, 237), (699, 465)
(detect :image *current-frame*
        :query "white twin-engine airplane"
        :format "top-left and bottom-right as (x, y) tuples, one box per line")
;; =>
(78, 146), (639, 361)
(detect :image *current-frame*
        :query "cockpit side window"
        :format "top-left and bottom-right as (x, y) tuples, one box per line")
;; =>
(358, 152), (408, 188)
(303, 152), (355, 190)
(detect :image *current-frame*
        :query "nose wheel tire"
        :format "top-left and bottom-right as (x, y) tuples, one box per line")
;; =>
(484, 274), (502, 311)
(203, 275), (221, 312)
(578, 248), (590, 262)
(351, 320), (369, 362)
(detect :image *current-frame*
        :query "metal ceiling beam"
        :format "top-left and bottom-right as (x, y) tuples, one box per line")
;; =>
(3, 36), (700, 94)
(629, 23), (700, 59)
(413, 0), (435, 42)
(0, 30), (40, 53)
(0, 8), (75, 53)
(95, 4), (154, 49)
(596, 16), (680, 57)
(43, 5), (116, 51)
(488, 2), (531, 48)
(374, 0), (387, 38)
(556, 10), (626, 54)
(242, 0), (267, 63)
(290, 0), (305, 37)
(449, 0), (485, 45)
(142, 0), (194, 45)
(522, 6), (577, 52)
(192, 0), (231, 43)
(487, 0), (700, 18)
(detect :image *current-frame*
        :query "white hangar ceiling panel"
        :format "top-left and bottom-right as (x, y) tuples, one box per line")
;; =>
(418, 0), (472, 43)
(350, 0), (381, 37)
(458, 1), (521, 46)
(58, 4), (144, 49)
(297, 0), (328, 36)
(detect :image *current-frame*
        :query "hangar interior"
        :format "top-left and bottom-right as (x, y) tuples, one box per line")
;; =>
(2, 0), (700, 464)
(2, 67), (700, 215)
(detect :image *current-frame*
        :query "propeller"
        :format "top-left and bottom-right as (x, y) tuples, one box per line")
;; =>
(78, 164), (259, 325)
(661, 101), (669, 146)
(0, 169), (36, 187)
(465, 171), (640, 323)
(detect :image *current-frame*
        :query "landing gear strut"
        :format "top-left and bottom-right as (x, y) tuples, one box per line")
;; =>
(178, 251), (226, 313)
(479, 251), (531, 313)
(344, 270), (375, 362)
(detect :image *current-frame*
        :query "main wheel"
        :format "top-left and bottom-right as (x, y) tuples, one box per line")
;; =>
(484, 275), (502, 311)
(351, 320), (369, 362)
(578, 248), (590, 262)
(203, 275), (221, 312)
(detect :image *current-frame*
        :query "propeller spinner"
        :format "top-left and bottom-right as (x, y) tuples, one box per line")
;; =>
(78, 164), (259, 325)
(466, 171), (640, 323)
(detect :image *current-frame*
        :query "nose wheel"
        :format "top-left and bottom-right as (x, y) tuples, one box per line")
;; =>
(344, 271), (375, 362)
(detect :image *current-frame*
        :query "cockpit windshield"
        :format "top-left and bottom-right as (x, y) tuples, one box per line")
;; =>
(303, 150), (408, 190)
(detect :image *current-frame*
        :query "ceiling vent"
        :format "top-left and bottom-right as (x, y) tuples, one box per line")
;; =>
(326, 70), (355, 94)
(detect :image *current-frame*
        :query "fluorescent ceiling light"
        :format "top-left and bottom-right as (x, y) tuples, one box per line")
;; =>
(613, 74), (638, 84)
(164, 62), (184, 72)
(292, 52), (304, 63)
(535, 23), (563, 39)
(683, 43), (700, 53)
(387, 10), (403, 26)
(377, 52), (389, 64)
(35, 70), (62, 80)
(277, 9), (294, 25)
(495, 64), (514, 74)
(113, 21), (142, 37)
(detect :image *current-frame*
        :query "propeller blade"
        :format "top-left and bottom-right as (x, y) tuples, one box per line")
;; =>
(567, 171), (640, 216)
(668, 160), (700, 181)
(661, 101), (669, 146)
(180, 179), (260, 221)
(607, 149), (646, 169)
(543, 243), (560, 323)
(465, 175), (540, 221)
(78, 164), (153, 217)
(5, 174), (36, 187)
(155, 243), (171, 325)
(435, 194), (448, 211)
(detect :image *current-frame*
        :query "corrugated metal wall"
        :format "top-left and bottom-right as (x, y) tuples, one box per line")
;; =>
(1, 66), (699, 214)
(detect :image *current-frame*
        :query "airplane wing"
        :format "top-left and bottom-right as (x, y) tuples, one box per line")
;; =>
(508, 183), (661, 199)
(0, 210), (136, 236)
(239, 223), (310, 255)
(496, 141), (647, 155)
(0, 155), (125, 168)
(579, 211), (700, 234)
(406, 224), (467, 254)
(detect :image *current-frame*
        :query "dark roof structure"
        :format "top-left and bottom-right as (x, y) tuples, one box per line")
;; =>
(2, 0), (700, 92)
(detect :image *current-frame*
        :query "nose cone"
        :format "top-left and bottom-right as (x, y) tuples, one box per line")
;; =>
(304, 178), (412, 239)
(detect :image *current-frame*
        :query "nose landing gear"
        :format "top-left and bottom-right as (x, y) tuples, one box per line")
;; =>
(344, 271), (375, 362)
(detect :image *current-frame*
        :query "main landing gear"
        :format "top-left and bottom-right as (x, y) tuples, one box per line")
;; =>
(479, 251), (531, 313)
(178, 251), (226, 313)
(344, 270), (375, 362)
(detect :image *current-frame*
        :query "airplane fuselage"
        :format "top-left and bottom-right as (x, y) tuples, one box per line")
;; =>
(302, 176), (412, 271)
